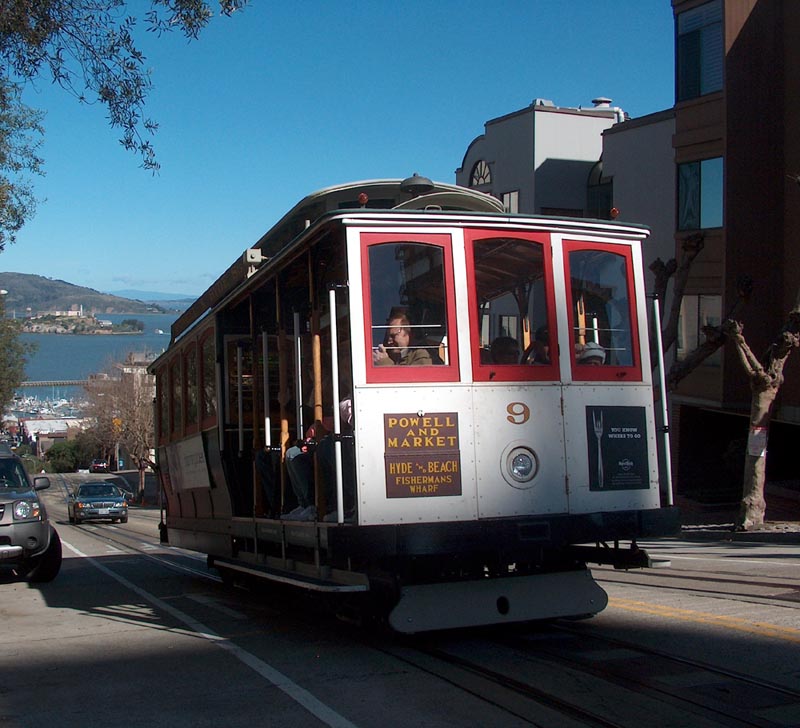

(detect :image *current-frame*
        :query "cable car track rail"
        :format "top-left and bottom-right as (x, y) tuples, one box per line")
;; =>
(379, 626), (800, 728)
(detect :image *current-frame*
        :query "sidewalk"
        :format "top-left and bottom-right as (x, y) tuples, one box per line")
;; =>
(676, 482), (800, 543)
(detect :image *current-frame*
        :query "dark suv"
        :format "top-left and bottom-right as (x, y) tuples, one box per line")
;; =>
(0, 444), (62, 582)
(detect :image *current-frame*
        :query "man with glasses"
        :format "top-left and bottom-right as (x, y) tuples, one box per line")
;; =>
(372, 314), (433, 367)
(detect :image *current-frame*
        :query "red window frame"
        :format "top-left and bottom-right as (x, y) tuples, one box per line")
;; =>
(361, 232), (459, 384)
(563, 240), (643, 382)
(465, 229), (560, 382)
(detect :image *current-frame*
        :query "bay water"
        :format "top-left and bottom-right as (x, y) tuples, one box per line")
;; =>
(17, 312), (180, 401)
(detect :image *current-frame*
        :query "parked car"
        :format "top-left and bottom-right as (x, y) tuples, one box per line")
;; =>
(89, 459), (108, 473)
(67, 482), (129, 524)
(0, 443), (62, 582)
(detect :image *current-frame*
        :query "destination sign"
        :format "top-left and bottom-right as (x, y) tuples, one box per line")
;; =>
(384, 413), (461, 498)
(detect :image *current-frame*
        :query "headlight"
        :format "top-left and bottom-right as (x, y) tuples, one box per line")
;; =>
(511, 453), (535, 480)
(502, 444), (539, 487)
(13, 500), (41, 520)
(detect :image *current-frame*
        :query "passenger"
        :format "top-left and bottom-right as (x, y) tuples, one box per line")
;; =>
(490, 336), (520, 364)
(372, 315), (433, 366)
(576, 341), (606, 366)
(319, 396), (357, 523)
(282, 415), (332, 521)
(532, 325), (551, 364)
(282, 399), (356, 523)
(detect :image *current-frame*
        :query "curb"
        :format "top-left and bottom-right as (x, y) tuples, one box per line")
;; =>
(679, 524), (800, 544)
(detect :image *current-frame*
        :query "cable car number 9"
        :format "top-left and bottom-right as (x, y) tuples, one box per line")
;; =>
(506, 402), (530, 425)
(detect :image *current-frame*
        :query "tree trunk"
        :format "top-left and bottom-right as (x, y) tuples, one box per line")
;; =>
(737, 388), (774, 529)
(724, 313), (800, 530)
(138, 461), (146, 503)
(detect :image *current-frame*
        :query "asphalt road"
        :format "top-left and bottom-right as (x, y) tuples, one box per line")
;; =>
(1, 476), (798, 727)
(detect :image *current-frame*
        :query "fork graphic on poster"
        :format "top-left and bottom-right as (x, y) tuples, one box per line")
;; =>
(592, 410), (604, 488)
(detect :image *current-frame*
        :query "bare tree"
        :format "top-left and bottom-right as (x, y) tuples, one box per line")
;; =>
(652, 198), (796, 530)
(723, 296), (800, 529)
(84, 354), (155, 500)
(115, 367), (156, 501)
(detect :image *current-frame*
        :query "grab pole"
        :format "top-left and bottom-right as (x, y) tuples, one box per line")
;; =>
(651, 295), (673, 506)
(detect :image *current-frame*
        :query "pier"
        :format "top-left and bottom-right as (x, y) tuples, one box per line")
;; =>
(21, 380), (89, 387)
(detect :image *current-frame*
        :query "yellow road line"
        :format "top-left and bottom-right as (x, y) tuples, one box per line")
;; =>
(609, 598), (800, 643)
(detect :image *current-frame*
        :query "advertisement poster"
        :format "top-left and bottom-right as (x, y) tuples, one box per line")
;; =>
(585, 405), (649, 491)
(168, 435), (211, 491)
(384, 413), (462, 498)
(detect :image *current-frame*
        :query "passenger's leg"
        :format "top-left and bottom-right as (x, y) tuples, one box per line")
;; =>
(285, 446), (313, 510)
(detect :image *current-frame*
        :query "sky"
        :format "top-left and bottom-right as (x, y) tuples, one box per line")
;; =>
(2, 1), (676, 299)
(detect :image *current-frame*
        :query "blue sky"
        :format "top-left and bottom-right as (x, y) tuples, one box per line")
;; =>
(2, 1), (675, 298)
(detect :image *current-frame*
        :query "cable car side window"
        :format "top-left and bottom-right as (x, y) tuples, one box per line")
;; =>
(185, 342), (199, 433)
(465, 231), (558, 382)
(362, 233), (458, 383)
(200, 331), (217, 426)
(170, 356), (183, 437)
(565, 243), (642, 380)
(156, 368), (169, 444)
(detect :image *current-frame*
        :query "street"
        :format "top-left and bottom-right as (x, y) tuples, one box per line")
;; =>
(1, 476), (799, 728)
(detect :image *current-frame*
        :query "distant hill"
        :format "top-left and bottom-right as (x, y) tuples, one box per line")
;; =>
(108, 289), (197, 312)
(0, 273), (169, 315)
(109, 289), (197, 302)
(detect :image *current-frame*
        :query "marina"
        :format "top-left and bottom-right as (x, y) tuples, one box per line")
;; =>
(2, 313), (179, 422)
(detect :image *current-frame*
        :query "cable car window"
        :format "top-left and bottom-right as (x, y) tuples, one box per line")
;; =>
(566, 245), (640, 379)
(185, 344), (198, 428)
(200, 333), (216, 423)
(363, 233), (459, 383)
(170, 358), (182, 436)
(225, 338), (253, 426)
(157, 370), (168, 443)
(466, 231), (558, 381)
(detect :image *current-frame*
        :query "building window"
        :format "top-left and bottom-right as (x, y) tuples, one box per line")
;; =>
(540, 207), (584, 218)
(470, 160), (491, 186)
(587, 159), (613, 219)
(677, 294), (722, 366)
(502, 190), (519, 213)
(677, 0), (722, 102)
(678, 157), (723, 230)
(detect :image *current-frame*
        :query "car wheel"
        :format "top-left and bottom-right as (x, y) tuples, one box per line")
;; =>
(120, 517), (128, 524)
(26, 527), (63, 583)
(74, 516), (81, 525)
(68, 512), (74, 524)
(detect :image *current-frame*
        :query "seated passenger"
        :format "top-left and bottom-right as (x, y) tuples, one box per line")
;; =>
(319, 397), (357, 523)
(282, 400), (357, 523)
(532, 325), (551, 364)
(490, 336), (520, 364)
(576, 341), (606, 366)
(372, 315), (432, 366)
(282, 416), (332, 521)
(255, 448), (282, 518)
